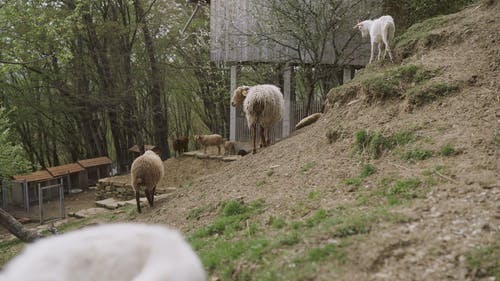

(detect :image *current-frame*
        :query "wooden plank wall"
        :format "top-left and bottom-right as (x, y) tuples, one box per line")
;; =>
(210, 0), (380, 65)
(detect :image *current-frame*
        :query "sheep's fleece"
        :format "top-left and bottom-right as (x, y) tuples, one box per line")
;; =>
(241, 84), (284, 129)
(0, 223), (206, 281)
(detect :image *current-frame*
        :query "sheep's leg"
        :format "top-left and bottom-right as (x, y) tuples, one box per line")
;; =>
(259, 125), (266, 148)
(266, 128), (271, 146)
(204, 145), (207, 155)
(135, 190), (142, 213)
(145, 189), (154, 207)
(252, 123), (257, 154)
(150, 186), (156, 207)
(217, 145), (221, 155)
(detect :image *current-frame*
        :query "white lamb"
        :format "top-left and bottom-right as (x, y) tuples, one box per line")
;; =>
(231, 84), (284, 154)
(354, 15), (395, 64)
(0, 223), (206, 281)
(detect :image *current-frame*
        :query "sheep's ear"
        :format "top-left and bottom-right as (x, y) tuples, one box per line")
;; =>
(241, 86), (250, 97)
(353, 22), (361, 29)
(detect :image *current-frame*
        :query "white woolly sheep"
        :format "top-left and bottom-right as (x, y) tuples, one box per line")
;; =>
(131, 150), (164, 213)
(231, 84), (284, 154)
(194, 134), (223, 155)
(223, 140), (236, 155)
(354, 15), (395, 64)
(0, 223), (206, 281)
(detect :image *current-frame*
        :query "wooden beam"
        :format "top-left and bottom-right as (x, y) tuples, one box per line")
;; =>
(282, 66), (292, 138)
(230, 64), (238, 141)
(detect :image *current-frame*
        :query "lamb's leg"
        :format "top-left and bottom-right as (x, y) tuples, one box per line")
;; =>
(382, 34), (394, 63)
(377, 42), (382, 61)
(385, 41), (394, 63)
(369, 42), (375, 64)
(135, 190), (142, 213)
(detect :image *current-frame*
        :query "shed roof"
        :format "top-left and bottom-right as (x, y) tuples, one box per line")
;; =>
(77, 157), (112, 168)
(12, 170), (55, 183)
(46, 163), (85, 177)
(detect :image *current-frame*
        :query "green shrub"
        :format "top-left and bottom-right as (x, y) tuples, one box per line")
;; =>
(402, 148), (433, 162)
(354, 130), (416, 159)
(360, 164), (377, 178)
(387, 178), (421, 205)
(384, 0), (474, 32)
(465, 242), (500, 280)
(440, 143), (456, 156)
(406, 82), (460, 107)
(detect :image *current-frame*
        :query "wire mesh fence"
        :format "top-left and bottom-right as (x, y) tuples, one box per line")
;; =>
(1, 178), (65, 225)
(235, 99), (323, 142)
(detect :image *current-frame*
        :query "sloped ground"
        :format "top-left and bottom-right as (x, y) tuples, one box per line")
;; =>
(134, 2), (499, 280)
(1, 1), (499, 280)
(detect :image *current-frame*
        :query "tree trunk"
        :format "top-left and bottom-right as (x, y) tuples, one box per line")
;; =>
(83, 11), (128, 172)
(304, 65), (315, 117)
(0, 208), (40, 242)
(133, 0), (170, 160)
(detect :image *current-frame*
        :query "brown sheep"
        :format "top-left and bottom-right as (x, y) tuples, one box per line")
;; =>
(173, 136), (189, 157)
(194, 134), (223, 155)
(224, 140), (236, 155)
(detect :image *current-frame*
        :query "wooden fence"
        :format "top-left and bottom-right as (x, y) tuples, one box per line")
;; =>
(235, 99), (323, 142)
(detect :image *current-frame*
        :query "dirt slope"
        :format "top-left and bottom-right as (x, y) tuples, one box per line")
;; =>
(133, 3), (498, 280)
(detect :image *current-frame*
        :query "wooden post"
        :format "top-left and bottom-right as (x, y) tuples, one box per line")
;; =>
(343, 66), (353, 84)
(230, 64), (238, 141)
(38, 183), (43, 225)
(60, 178), (65, 219)
(282, 65), (292, 138)
(23, 180), (29, 213)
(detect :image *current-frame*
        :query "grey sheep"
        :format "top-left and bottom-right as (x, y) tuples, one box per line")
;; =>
(130, 150), (164, 213)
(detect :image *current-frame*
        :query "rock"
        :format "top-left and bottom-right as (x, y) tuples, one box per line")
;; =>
(222, 156), (242, 162)
(70, 207), (109, 219)
(182, 151), (198, 157)
(69, 188), (83, 194)
(295, 113), (323, 130)
(95, 198), (120, 209)
(195, 153), (209, 159)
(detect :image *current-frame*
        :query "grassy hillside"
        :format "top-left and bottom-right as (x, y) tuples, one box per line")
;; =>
(1, 1), (499, 280)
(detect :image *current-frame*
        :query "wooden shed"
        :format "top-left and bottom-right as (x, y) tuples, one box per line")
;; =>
(10, 170), (60, 206)
(77, 156), (112, 187)
(208, 0), (380, 141)
(46, 163), (86, 193)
